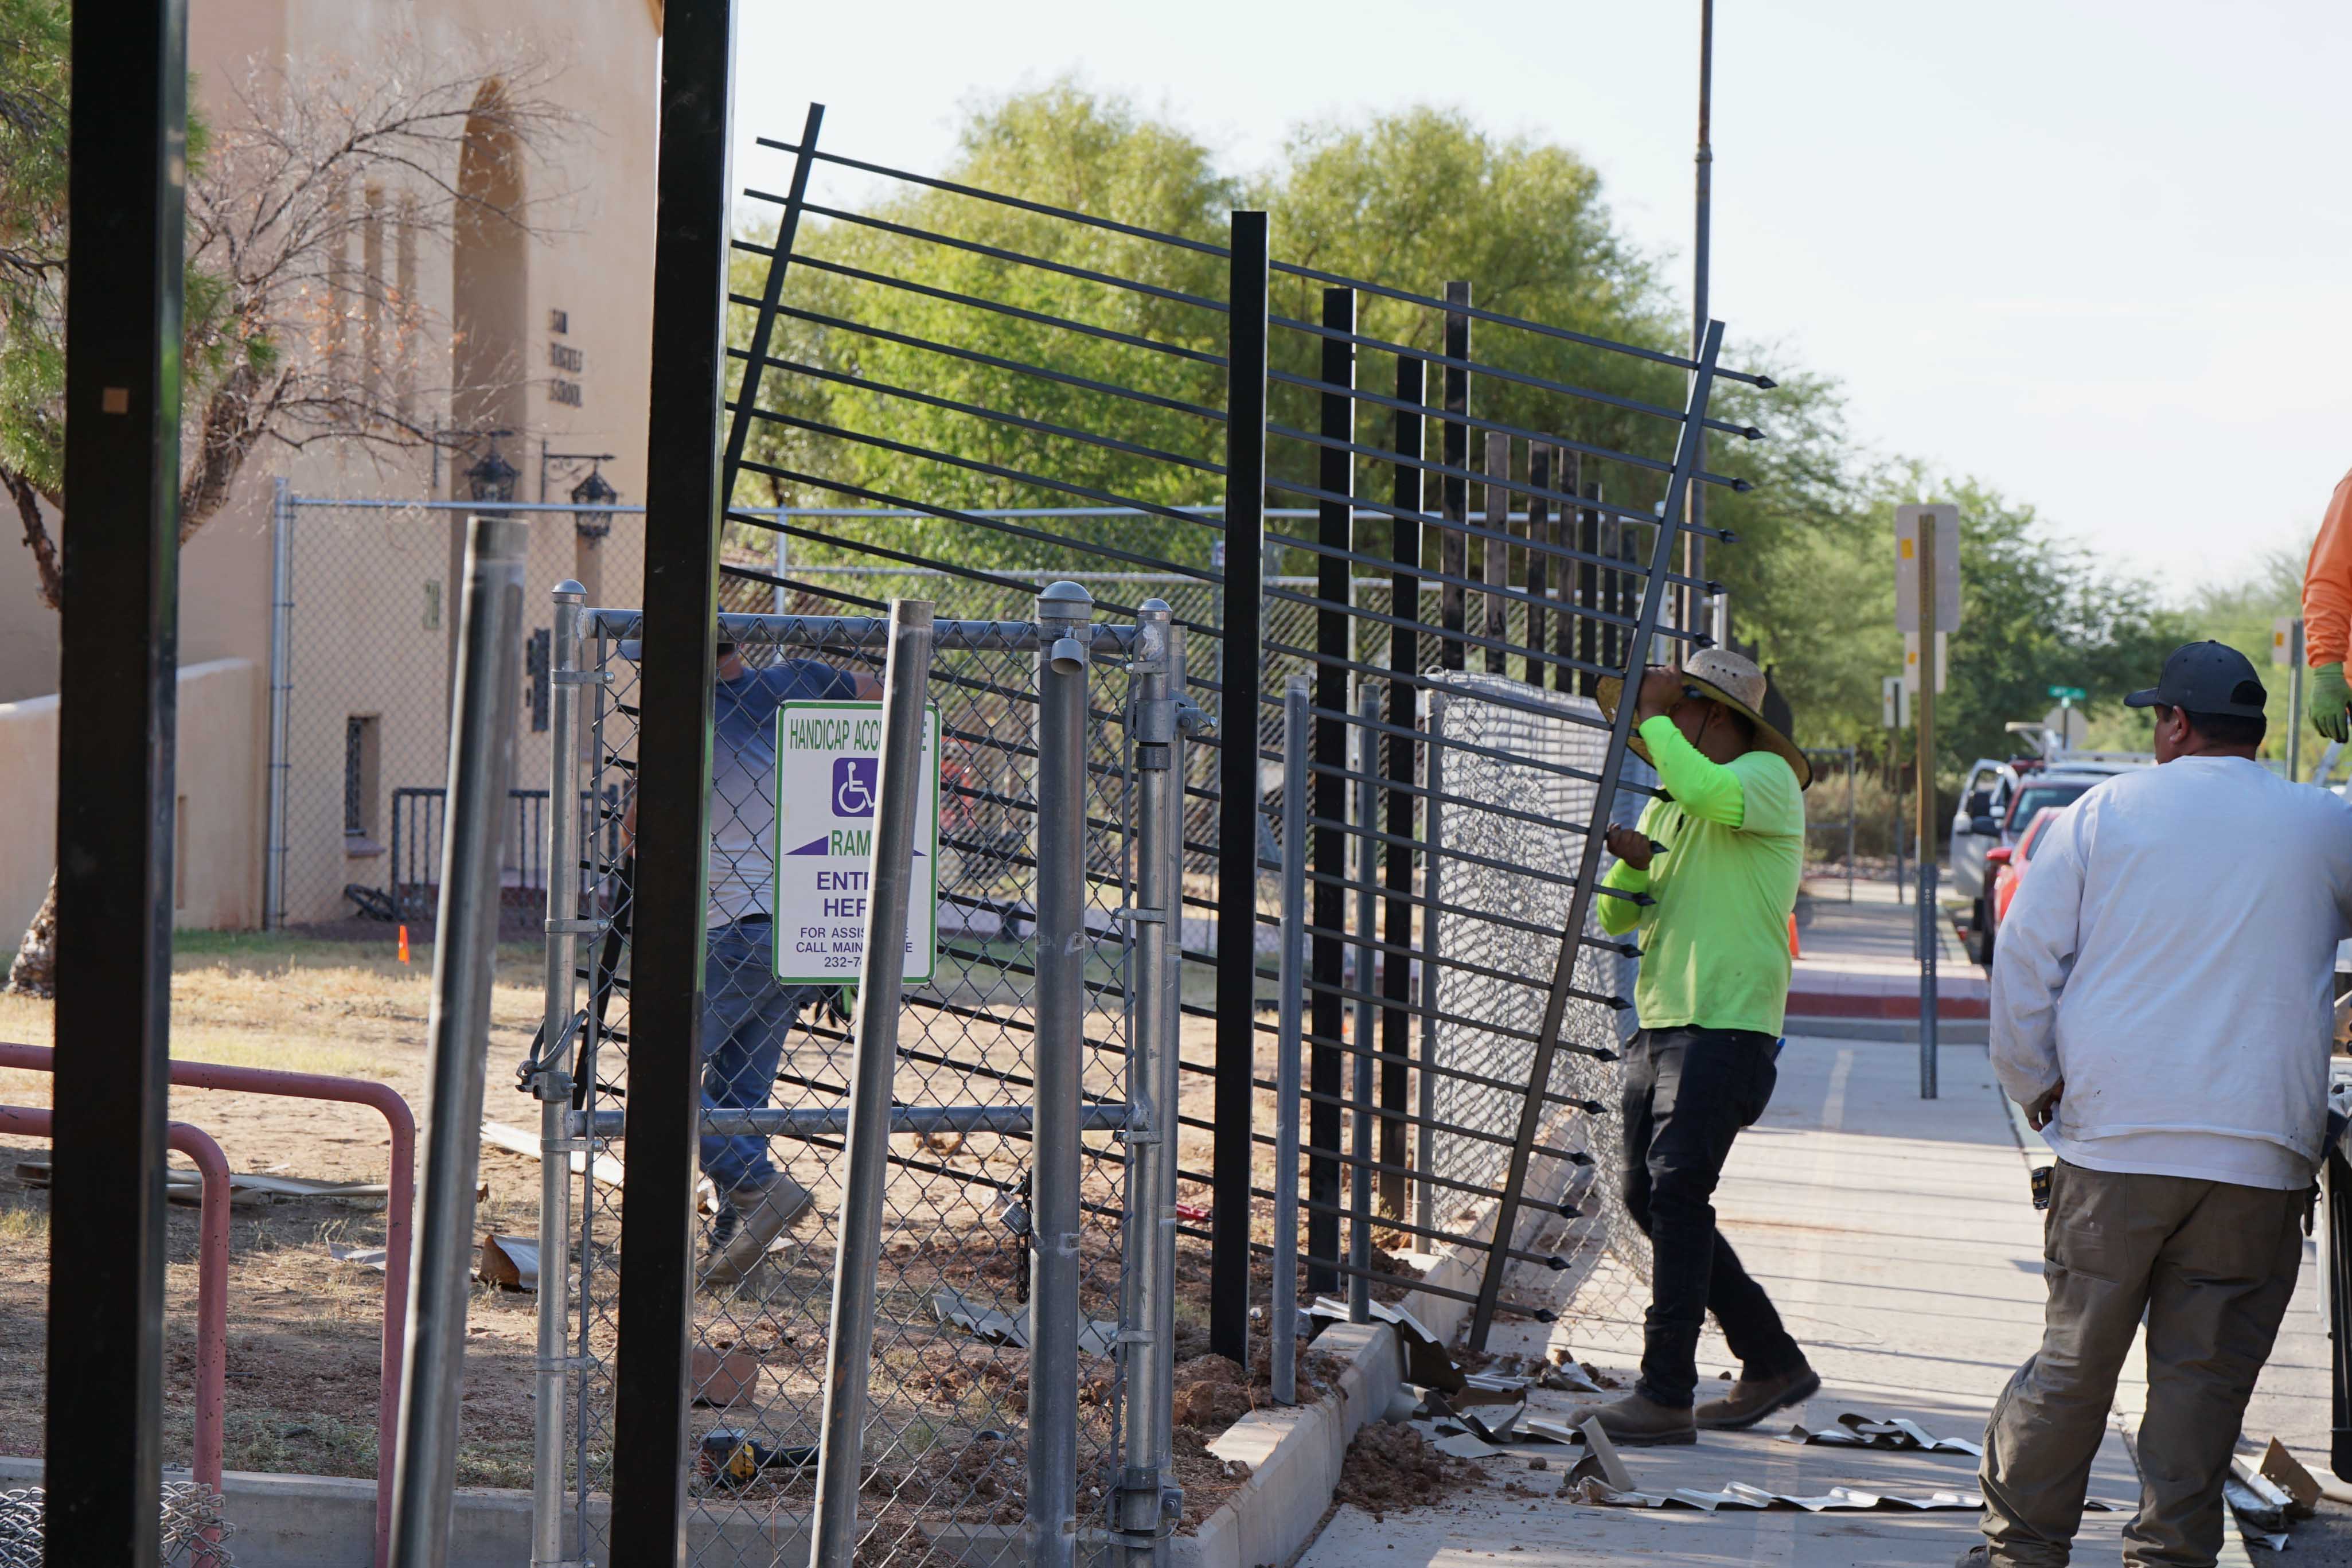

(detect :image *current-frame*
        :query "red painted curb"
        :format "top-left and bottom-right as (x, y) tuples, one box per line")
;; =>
(1785, 991), (1991, 1020)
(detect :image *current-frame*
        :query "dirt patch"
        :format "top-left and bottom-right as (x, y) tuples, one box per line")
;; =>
(1332, 1424), (1485, 1522)
(1171, 1354), (1255, 1430)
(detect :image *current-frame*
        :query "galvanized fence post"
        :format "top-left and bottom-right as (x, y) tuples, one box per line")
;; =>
(1271, 676), (1309, 1404)
(389, 512), (531, 1568)
(1415, 689), (1448, 1238)
(1120, 601), (1187, 1561)
(1349, 685), (1379, 1324)
(531, 581), (586, 1568)
(266, 477), (294, 930)
(809, 598), (937, 1568)
(1031, 581), (1094, 1568)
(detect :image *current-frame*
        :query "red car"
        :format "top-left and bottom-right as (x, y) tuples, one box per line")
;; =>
(1980, 806), (2062, 964)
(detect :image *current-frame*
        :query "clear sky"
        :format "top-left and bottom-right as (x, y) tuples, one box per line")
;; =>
(733, 0), (2352, 600)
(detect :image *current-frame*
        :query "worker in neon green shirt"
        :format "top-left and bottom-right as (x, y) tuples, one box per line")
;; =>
(1566, 649), (1818, 1448)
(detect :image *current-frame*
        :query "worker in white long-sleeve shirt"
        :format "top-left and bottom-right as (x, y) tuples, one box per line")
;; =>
(1972, 641), (2352, 1568)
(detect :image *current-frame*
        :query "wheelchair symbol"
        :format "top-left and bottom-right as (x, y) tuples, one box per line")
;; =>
(832, 757), (878, 818)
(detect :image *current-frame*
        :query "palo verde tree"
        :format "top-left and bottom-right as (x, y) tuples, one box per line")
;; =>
(0, 3), (573, 994)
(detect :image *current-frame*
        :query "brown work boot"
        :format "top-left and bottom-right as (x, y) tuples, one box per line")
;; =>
(1694, 1362), (1820, 1430)
(699, 1171), (813, 1286)
(1567, 1393), (1697, 1447)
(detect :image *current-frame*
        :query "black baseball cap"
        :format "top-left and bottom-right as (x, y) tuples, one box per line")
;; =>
(2123, 641), (2268, 719)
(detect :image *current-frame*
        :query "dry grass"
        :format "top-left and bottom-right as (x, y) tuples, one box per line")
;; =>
(0, 929), (547, 1479)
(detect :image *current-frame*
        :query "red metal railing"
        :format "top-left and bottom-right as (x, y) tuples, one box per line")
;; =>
(0, 1105), (229, 1565)
(0, 1043), (415, 1568)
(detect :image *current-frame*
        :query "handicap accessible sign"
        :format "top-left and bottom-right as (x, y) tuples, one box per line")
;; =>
(771, 700), (941, 985)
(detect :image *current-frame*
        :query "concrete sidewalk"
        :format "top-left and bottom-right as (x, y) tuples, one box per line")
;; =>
(1298, 1037), (2143, 1566)
(1789, 878), (1989, 1029)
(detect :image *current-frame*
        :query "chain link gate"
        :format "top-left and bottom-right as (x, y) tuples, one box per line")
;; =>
(524, 588), (1190, 1566)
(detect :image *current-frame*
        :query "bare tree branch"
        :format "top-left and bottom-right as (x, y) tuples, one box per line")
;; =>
(3, 465), (60, 611)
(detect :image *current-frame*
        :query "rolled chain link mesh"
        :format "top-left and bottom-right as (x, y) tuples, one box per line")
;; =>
(1419, 671), (1653, 1358)
(0, 1483), (233, 1567)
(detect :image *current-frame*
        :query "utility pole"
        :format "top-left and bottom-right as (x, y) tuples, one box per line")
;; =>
(1916, 523), (1938, 1098)
(1686, 0), (1713, 639)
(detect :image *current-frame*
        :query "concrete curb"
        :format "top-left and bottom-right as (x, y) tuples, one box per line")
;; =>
(1180, 1186), (1522, 1568)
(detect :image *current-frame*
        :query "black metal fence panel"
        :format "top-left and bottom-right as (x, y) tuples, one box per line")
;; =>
(600, 99), (1774, 1564)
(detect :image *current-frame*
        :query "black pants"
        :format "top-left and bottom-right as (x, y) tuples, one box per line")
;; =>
(1621, 1025), (1806, 1407)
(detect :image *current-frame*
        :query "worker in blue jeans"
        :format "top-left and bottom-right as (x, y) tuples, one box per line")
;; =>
(625, 635), (879, 1285)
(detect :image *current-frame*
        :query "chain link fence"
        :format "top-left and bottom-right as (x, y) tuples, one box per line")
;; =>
(270, 493), (646, 929)
(540, 592), (1156, 1565)
(1417, 672), (1651, 1358)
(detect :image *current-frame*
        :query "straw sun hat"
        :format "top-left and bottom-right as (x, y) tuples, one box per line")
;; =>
(1596, 648), (1813, 790)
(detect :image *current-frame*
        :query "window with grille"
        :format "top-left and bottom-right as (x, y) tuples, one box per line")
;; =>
(345, 715), (381, 844)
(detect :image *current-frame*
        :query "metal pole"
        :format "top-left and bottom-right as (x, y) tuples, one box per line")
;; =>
(1349, 687), (1379, 1324)
(47, 0), (188, 1549)
(607, 10), (743, 1555)
(531, 582), (585, 1568)
(1029, 581), (1092, 1568)
(1271, 676), (1309, 1406)
(1210, 210), (1270, 1364)
(1380, 358), (1424, 1227)
(1686, 0), (1714, 631)
(1917, 528), (1940, 1100)
(1415, 690), (1446, 1238)
(266, 478), (294, 930)
(389, 512), (531, 1568)
(809, 599), (936, 1568)
(2292, 619), (2306, 782)
(1120, 604), (1187, 1561)
(1466, 322), (1725, 1349)
(1307, 286), (1354, 1300)
(1845, 747), (1857, 903)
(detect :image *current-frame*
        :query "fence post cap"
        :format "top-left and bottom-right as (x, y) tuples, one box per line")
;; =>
(554, 579), (586, 600)
(1036, 579), (1094, 614)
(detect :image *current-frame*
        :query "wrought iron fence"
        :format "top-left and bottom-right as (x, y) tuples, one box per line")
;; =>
(590, 102), (1774, 1565)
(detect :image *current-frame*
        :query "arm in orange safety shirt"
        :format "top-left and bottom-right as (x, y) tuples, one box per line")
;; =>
(2303, 469), (2352, 740)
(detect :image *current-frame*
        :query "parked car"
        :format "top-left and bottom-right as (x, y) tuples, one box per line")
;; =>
(1974, 805), (2062, 965)
(1948, 756), (2021, 907)
(1952, 755), (2145, 939)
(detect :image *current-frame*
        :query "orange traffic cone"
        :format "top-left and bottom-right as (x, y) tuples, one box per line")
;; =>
(397, 924), (411, 965)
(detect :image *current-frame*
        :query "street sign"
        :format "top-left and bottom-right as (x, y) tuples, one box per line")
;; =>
(1882, 674), (1908, 729)
(1902, 630), (1947, 693)
(1894, 504), (1962, 633)
(771, 700), (941, 984)
(2041, 706), (2089, 749)
(2275, 617), (2303, 668)
(2047, 684), (2086, 703)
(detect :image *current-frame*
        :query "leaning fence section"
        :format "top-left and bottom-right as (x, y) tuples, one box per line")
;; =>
(1419, 674), (1649, 1336)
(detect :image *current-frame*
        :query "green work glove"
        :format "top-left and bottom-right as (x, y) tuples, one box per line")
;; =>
(2310, 662), (2352, 743)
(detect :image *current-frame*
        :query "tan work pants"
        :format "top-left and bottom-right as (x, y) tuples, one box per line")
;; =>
(1978, 1159), (2305, 1566)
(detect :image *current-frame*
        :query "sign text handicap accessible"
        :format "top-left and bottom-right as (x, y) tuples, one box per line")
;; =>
(771, 701), (940, 984)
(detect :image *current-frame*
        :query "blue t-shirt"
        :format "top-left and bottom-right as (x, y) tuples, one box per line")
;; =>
(708, 659), (859, 928)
